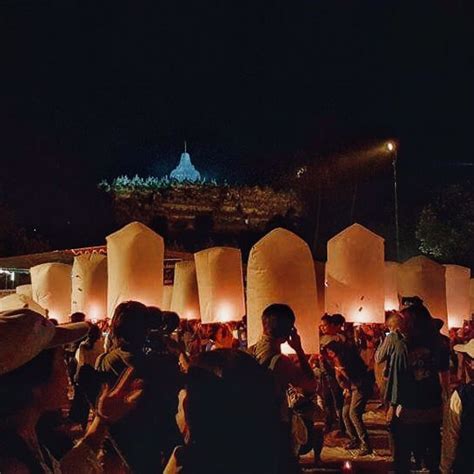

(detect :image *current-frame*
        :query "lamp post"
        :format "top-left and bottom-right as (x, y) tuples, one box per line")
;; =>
(386, 141), (400, 261)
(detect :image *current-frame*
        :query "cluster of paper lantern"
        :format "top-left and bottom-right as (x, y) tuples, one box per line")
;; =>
(2, 219), (471, 354)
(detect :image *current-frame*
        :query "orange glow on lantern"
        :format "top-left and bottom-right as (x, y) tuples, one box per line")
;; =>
(194, 247), (245, 324)
(72, 253), (107, 320)
(384, 261), (400, 311)
(247, 228), (320, 354)
(171, 260), (201, 320)
(444, 264), (470, 329)
(107, 222), (164, 317)
(398, 256), (448, 332)
(325, 224), (385, 324)
(30, 263), (72, 324)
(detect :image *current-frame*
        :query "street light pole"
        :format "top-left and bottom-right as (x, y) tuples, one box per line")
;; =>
(387, 142), (400, 261)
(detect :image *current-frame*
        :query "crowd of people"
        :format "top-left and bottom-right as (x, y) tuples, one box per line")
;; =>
(0, 297), (473, 473)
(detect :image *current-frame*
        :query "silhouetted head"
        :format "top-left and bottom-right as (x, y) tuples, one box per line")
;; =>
(262, 304), (295, 342)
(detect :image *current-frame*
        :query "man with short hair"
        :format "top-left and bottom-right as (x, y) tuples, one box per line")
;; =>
(250, 304), (316, 392)
(249, 304), (317, 473)
(441, 339), (474, 474)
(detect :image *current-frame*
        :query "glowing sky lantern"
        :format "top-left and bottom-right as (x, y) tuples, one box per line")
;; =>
(325, 224), (385, 324)
(444, 264), (471, 329)
(0, 293), (47, 316)
(107, 222), (164, 316)
(314, 261), (326, 319)
(171, 260), (201, 320)
(397, 256), (448, 330)
(16, 284), (33, 299)
(384, 261), (400, 311)
(71, 253), (107, 320)
(247, 228), (320, 353)
(161, 285), (173, 311)
(194, 247), (245, 324)
(30, 263), (72, 323)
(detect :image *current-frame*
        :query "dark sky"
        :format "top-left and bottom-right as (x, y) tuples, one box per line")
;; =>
(1, 1), (473, 250)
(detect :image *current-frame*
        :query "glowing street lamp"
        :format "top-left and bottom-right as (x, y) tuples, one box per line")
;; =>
(386, 140), (400, 261)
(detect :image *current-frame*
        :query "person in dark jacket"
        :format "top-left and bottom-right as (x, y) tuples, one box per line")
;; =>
(386, 302), (443, 473)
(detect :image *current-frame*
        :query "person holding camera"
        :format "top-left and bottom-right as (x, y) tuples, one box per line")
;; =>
(248, 304), (318, 473)
(96, 301), (182, 473)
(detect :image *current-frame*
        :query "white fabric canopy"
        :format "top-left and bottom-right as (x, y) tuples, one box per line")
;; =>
(170, 260), (201, 320)
(325, 224), (385, 323)
(247, 228), (319, 353)
(30, 263), (72, 323)
(71, 253), (107, 320)
(194, 247), (245, 323)
(107, 222), (164, 317)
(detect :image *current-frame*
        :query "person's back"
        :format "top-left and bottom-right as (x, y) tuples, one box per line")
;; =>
(96, 302), (182, 474)
(164, 349), (279, 474)
(249, 304), (317, 473)
(388, 302), (443, 473)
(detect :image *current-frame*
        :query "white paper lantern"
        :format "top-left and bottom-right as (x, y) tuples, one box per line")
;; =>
(247, 228), (320, 353)
(444, 264), (471, 329)
(325, 224), (385, 323)
(0, 293), (47, 316)
(30, 263), (72, 323)
(384, 261), (400, 311)
(470, 279), (474, 318)
(107, 222), (164, 316)
(16, 284), (33, 299)
(71, 253), (107, 320)
(171, 260), (201, 320)
(161, 285), (173, 311)
(194, 247), (245, 323)
(397, 256), (448, 329)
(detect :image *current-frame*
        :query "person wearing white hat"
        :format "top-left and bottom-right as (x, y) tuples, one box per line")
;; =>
(440, 338), (474, 474)
(0, 309), (143, 473)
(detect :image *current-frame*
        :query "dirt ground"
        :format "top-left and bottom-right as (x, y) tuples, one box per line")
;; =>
(300, 402), (394, 474)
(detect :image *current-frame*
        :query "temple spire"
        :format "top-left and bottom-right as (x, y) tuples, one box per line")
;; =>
(170, 141), (201, 182)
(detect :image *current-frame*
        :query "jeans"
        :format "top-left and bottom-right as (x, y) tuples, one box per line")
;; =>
(322, 374), (345, 432)
(342, 386), (370, 447)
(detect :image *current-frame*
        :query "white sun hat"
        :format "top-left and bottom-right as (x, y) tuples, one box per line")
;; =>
(453, 338), (474, 359)
(0, 308), (89, 375)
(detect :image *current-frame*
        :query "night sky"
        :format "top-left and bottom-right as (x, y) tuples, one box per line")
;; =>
(1, 1), (473, 253)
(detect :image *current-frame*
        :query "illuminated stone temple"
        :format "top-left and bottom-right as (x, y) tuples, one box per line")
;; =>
(100, 144), (303, 240)
(169, 142), (201, 182)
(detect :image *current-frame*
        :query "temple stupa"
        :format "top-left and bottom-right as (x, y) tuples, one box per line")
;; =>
(169, 142), (201, 182)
